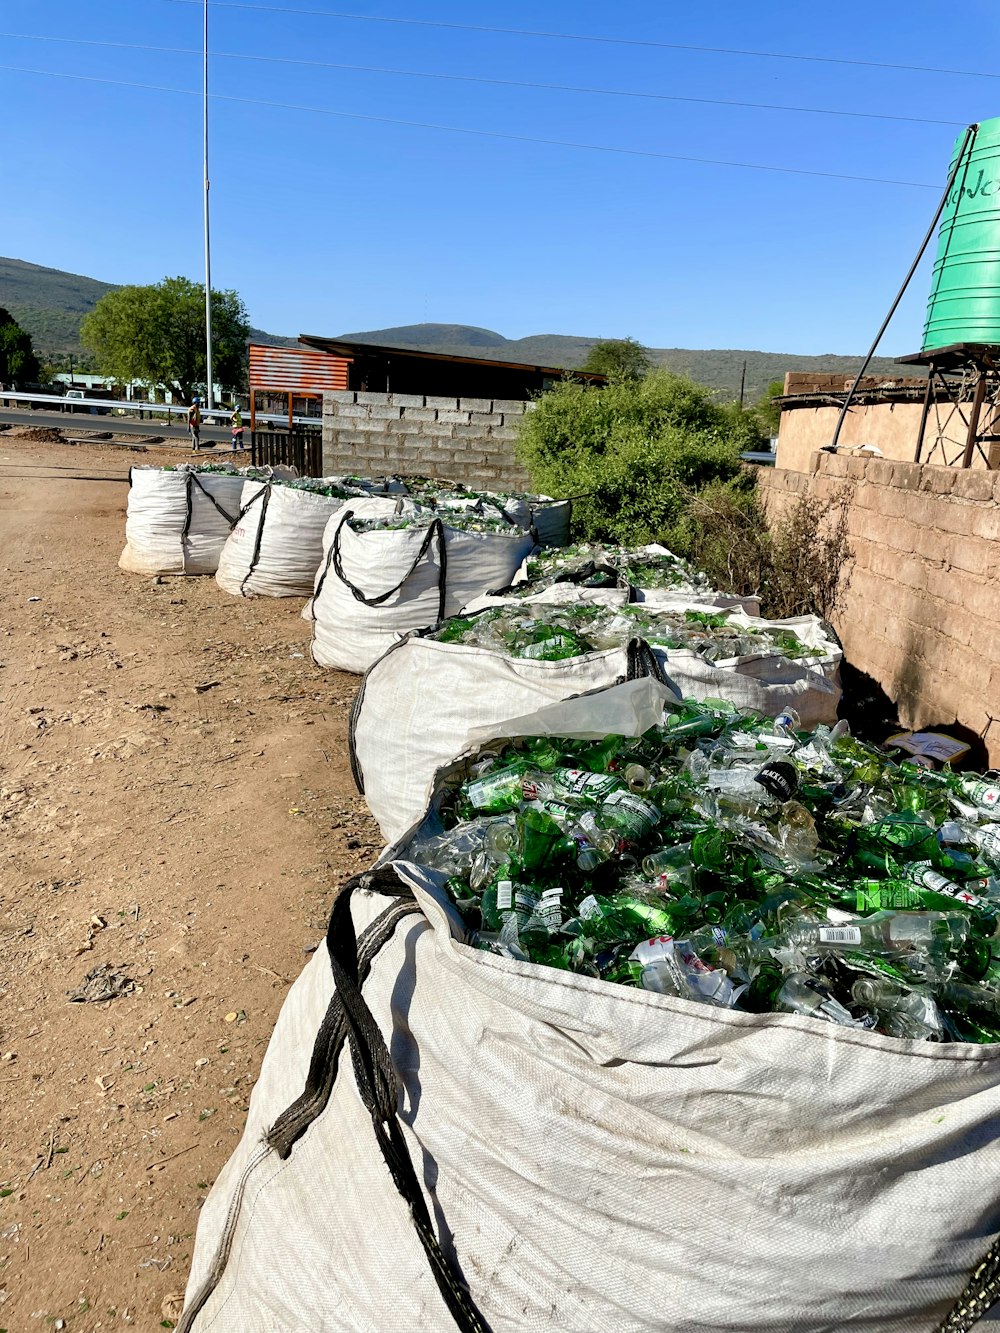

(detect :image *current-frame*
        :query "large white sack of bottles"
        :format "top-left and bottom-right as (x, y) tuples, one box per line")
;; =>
(179, 678), (1000, 1333)
(404, 478), (573, 547)
(310, 497), (534, 673)
(215, 476), (363, 598)
(119, 464), (294, 577)
(464, 542), (761, 616)
(351, 598), (841, 843)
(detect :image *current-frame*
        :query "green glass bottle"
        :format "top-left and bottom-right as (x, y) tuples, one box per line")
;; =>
(464, 760), (530, 814)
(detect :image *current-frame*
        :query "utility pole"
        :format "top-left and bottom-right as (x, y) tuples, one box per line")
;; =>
(203, 0), (215, 410)
(739, 359), (747, 409)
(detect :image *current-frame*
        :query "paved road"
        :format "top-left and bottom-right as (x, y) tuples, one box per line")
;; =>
(0, 406), (231, 444)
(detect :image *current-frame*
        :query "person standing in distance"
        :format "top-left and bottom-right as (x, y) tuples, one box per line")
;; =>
(230, 405), (245, 451)
(187, 396), (202, 452)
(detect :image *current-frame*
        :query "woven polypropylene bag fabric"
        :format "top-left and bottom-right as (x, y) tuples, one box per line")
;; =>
(215, 481), (355, 598)
(310, 503), (534, 674)
(181, 875), (1000, 1329)
(119, 467), (247, 576)
(181, 683), (1000, 1333)
(351, 637), (679, 843)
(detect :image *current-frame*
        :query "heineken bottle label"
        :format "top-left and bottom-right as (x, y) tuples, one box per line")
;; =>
(856, 882), (922, 911)
(976, 827), (1000, 861)
(553, 768), (621, 802)
(963, 778), (1000, 810)
(866, 816), (936, 852)
(578, 894), (601, 920)
(819, 925), (863, 945)
(903, 860), (981, 905)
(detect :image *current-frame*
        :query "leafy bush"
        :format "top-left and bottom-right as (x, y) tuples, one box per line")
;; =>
(516, 370), (852, 619)
(666, 482), (853, 621)
(516, 371), (760, 545)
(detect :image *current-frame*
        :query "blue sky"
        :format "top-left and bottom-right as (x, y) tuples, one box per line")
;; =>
(4, 0), (1000, 352)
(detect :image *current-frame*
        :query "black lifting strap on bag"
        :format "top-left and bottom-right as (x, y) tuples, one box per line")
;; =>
(326, 510), (449, 625)
(934, 1235), (1000, 1332)
(626, 636), (669, 687)
(237, 483), (271, 596)
(184, 471), (242, 535)
(312, 875), (493, 1332)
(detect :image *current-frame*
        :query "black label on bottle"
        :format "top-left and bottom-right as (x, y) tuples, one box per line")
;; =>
(755, 760), (798, 802)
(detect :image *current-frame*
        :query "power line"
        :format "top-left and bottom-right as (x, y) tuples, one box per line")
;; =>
(0, 31), (967, 129)
(156, 0), (1000, 82)
(0, 63), (940, 189)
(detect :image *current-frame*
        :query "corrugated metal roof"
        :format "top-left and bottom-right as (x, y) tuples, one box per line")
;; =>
(249, 345), (349, 392)
(298, 335), (607, 382)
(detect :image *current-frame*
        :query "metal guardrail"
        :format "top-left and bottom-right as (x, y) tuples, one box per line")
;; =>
(0, 389), (321, 428)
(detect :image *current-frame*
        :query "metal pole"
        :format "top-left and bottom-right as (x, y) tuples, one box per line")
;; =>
(830, 122), (976, 451)
(962, 369), (988, 469)
(913, 362), (936, 463)
(203, 0), (215, 411)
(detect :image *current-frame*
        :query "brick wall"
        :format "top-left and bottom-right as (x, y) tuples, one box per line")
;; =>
(322, 391), (533, 488)
(758, 453), (1000, 763)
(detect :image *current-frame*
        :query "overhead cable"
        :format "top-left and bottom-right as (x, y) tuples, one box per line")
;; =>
(0, 31), (967, 127)
(0, 63), (939, 189)
(155, 0), (1000, 82)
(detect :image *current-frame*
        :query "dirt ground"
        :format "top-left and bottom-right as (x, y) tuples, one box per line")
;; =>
(0, 433), (380, 1330)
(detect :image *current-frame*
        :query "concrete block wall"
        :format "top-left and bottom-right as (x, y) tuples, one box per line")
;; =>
(322, 391), (533, 489)
(758, 453), (1000, 763)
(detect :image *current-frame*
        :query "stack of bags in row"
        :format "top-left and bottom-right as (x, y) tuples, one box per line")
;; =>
(120, 465), (842, 845)
(165, 466), (1000, 1330)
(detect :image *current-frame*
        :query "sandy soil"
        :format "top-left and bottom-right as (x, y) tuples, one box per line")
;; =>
(0, 436), (379, 1330)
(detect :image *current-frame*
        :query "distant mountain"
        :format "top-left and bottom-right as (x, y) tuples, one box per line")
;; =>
(337, 322), (920, 403)
(0, 257), (118, 355)
(0, 257), (296, 362)
(1, 258), (918, 401)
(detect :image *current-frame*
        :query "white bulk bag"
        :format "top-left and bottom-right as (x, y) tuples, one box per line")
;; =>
(463, 582), (632, 614)
(351, 635), (679, 842)
(490, 494), (572, 547)
(661, 610), (842, 724)
(215, 480), (357, 599)
(352, 608), (840, 843)
(119, 466), (249, 576)
(310, 501), (534, 674)
(180, 679), (1000, 1333)
(636, 587), (762, 615)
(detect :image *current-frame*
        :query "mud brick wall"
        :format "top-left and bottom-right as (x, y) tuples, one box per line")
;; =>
(758, 453), (1000, 764)
(322, 391), (533, 489)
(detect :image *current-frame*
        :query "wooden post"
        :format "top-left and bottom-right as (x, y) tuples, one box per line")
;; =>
(288, 392), (294, 434)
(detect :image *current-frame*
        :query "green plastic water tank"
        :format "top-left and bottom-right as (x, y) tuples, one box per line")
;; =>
(923, 117), (1000, 351)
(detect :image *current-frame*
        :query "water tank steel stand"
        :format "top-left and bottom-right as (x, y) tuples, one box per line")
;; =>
(899, 342), (1000, 469)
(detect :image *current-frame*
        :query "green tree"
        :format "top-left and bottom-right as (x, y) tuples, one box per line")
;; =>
(0, 307), (40, 386)
(81, 276), (250, 402)
(581, 336), (651, 381)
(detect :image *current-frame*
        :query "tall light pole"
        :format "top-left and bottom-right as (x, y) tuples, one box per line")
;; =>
(203, 0), (215, 410)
